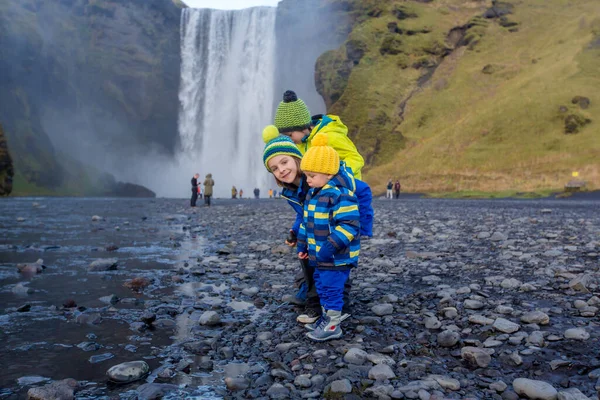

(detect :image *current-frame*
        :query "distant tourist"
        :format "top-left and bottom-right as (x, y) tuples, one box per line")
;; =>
(269, 188), (273, 198)
(190, 173), (199, 207)
(203, 173), (214, 206)
(239, 189), (243, 199)
(231, 186), (238, 199)
(394, 179), (401, 199)
(386, 179), (393, 199)
(254, 188), (260, 199)
(198, 182), (203, 199)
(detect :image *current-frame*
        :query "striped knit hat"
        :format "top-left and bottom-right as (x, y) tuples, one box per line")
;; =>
(274, 90), (312, 133)
(262, 125), (303, 171)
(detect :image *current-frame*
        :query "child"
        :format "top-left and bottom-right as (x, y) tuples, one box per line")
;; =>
(272, 90), (373, 236)
(263, 129), (356, 324)
(297, 133), (360, 341)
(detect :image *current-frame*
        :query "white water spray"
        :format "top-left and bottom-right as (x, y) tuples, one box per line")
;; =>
(177, 7), (277, 198)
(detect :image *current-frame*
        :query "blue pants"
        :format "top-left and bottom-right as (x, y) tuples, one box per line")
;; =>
(355, 179), (373, 237)
(314, 268), (351, 311)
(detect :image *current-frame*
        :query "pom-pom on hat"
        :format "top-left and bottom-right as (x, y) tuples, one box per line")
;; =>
(262, 125), (280, 144)
(300, 133), (339, 176)
(274, 90), (312, 133)
(262, 127), (303, 171)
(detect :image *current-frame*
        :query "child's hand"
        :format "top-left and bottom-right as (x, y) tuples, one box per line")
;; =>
(285, 230), (297, 246)
(298, 252), (309, 260)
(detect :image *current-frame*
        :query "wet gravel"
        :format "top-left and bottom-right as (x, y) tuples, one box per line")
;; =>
(0, 196), (599, 399)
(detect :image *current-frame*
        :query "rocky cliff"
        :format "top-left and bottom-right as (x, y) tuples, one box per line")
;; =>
(316, 0), (599, 194)
(0, 124), (15, 196)
(0, 0), (181, 195)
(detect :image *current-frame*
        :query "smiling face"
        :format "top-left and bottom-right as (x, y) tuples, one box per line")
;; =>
(267, 155), (300, 185)
(305, 171), (333, 188)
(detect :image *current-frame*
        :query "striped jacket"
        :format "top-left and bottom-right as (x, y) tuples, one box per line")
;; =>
(297, 166), (360, 270)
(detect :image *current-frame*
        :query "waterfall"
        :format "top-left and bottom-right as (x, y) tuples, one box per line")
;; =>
(178, 7), (276, 198)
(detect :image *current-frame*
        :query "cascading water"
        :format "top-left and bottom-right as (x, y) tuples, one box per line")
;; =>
(178, 7), (276, 198)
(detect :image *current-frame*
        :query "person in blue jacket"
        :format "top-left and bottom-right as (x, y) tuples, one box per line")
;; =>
(297, 133), (361, 341)
(262, 127), (369, 325)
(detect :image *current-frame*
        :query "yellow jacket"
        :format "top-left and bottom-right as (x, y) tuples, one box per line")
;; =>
(297, 115), (364, 180)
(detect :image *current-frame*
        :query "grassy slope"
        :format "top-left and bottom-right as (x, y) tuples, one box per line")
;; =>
(323, 0), (600, 195)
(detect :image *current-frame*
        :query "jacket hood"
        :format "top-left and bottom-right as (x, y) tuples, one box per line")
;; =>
(326, 161), (356, 193)
(306, 115), (348, 143)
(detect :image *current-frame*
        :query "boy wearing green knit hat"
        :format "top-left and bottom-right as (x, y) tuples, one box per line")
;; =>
(274, 90), (365, 181)
(273, 89), (373, 238)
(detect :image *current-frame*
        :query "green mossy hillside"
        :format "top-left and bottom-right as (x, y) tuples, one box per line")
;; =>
(316, 0), (600, 194)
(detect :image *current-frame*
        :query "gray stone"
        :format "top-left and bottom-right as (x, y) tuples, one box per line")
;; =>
(437, 330), (460, 347)
(27, 379), (78, 400)
(461, 346), (491, 368)
(557, 388), (592, 400)
(490, 380), (508, 392)
(464, 299), (484, 310)
(294, 374), (312, 388)
(368, 364), (396, 380)
(88, 258), (118, 272)
(330, 379), (353, 394)
(564, 328), (589, 340)
(493, 318), (520, 333)
(199, 311), (221, 326)
(137, 383), (179, 400)
(501, 278), (522, 289)
(491, 232), (507, 241)
(513, 378), (557, 400)
(224, 377), (249, 391)
(372, 303), (394, 316)
(266, 383), (290, 398)
(521, 311), (550, 325)
(344, 348), (368, 365)
(107, 361), (150, 383)
(429, 375), (460, 390)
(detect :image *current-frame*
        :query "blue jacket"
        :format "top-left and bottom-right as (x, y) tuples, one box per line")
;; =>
(281, 176), (309, 236)
(297, 167), (360, 270)
(282, 163), (373, 237)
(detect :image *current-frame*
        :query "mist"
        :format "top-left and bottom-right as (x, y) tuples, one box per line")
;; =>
(0, 0), (344, 198)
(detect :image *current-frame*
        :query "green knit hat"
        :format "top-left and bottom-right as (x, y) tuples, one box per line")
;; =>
(262, 125), (303, 171)
(274, 90), (312, 133)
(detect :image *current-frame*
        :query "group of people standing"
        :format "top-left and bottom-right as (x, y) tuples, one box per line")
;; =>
(261, 90), (374, 342)
(190, 173), (214, 207)
(386, 178), (402, 199)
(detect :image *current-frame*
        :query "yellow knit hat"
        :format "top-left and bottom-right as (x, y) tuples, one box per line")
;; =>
(300, 133), (340, 175)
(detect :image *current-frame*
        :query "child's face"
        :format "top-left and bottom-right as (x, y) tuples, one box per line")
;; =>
(284, 129), (308, 144)
(268, 155), (299, 184)
(305, 172), (333, 188)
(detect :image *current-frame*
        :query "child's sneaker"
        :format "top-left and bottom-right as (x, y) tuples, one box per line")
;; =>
(297, 307), (320, 324)
(306, 310), (343, 341)
(305, 311), (350, 331)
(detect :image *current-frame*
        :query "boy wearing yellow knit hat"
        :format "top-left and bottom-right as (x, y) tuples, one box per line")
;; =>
(297, 133), (360, 342)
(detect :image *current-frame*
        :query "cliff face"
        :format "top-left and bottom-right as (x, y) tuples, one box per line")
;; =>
(275, 0), (349, 113)
(0, 0), (181, 195)
(0, 124), (14, 196)
(314, 0), (600, 193)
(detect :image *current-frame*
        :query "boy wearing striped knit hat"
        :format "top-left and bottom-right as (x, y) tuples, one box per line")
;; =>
(297, 133), (360, 342)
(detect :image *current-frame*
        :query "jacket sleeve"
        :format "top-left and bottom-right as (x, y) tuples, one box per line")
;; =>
(291, 212), (303, 235)
(297, 220), (307, 254)
(326, 191), (360, 251)
(330, 134), (364, 180)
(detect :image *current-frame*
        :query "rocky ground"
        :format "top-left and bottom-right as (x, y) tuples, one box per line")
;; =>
(0, 196), (599, 400)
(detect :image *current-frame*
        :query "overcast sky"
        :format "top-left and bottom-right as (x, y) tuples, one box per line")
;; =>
(183, 0), (280, 9)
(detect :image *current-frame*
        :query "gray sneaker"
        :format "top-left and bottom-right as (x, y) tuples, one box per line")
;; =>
(305, 312), (350, 331)
(297, 308), (320, 324)
(306, 310), (343, 342)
